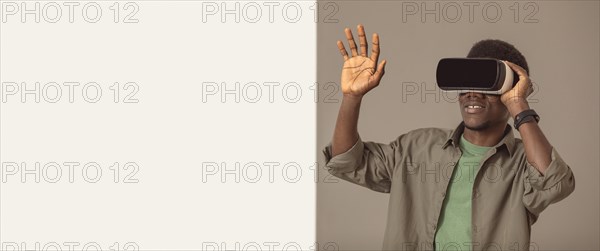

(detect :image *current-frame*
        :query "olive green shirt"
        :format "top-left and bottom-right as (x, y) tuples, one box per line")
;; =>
(322, 122), (575, 251)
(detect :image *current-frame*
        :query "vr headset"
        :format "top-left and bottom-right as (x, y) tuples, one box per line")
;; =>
(436, 58), (519, 95)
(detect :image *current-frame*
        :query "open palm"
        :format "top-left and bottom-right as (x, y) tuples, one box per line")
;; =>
(337, 25), (386, 97)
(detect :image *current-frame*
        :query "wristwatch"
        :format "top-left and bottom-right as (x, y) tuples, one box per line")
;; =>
(514, 109), (540, 130)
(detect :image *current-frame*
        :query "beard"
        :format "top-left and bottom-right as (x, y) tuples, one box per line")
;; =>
(464, 120), (492, 131)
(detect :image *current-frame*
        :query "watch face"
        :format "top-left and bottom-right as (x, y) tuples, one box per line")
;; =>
(436, 58), (503, 91)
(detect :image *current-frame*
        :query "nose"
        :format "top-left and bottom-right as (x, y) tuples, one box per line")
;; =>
(461, 91), (485, 99)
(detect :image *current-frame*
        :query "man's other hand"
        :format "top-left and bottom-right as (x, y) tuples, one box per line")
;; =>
(501, 60), (534, 116)
(337, 24), (387, 98)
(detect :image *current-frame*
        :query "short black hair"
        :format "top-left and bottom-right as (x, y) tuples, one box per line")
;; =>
(467, 39), (529, 74)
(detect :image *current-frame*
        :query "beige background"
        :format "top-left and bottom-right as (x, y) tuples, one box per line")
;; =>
(1, 2), (317, 248)
(317, 1), (599, 250)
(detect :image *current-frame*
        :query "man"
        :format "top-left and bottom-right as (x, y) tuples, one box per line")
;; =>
(322, 25), (575, 251)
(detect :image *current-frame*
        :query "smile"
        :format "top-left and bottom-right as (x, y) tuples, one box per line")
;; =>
(464, 105), (486, 114)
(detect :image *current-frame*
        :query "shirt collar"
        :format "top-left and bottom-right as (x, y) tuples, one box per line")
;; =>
(442, 121), (516, 157)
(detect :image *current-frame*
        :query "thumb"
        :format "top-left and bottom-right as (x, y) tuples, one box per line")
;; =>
(374, 60), (387, 80)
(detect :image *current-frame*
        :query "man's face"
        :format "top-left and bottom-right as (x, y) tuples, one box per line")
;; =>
(458, 92), (509, 131)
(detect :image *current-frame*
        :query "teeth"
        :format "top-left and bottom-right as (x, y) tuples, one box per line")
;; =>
(467, 105), (483, 109)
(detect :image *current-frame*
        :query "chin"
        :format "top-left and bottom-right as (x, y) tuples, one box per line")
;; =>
(464, 120), (492, 131)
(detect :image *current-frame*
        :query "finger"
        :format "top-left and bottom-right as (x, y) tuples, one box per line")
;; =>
(526, 81), (534, 96)
(372, 59), (387, 83)
(337, 40), (349, 61)
(344, 28), (359, 57)
(357, 24), (368, 57)
(504, 60), (532, 95)
(504, 61), (529, 79)
(370, 33), (380, 64)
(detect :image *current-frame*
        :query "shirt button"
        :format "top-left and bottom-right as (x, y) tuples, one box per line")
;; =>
(441, 192), (446, 197)
(432, 224), (437, 230)
(473, 225), (478, 233)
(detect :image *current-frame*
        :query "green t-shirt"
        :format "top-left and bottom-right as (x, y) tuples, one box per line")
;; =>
(434, 134), (492, 251)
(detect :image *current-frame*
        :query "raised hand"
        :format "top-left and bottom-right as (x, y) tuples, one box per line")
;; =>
(337, 24), (387, 98)
(501, 60), (534, 116)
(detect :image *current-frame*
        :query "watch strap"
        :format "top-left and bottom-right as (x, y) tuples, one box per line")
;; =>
(514, 109), (540, 130)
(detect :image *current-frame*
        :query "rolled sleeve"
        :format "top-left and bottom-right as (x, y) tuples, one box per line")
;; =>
(322, 136), (365, 174)
(321, 135), (399, 193)
(522, 147), (576, 222)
